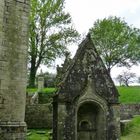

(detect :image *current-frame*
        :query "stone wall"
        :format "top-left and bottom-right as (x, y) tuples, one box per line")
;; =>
(120, 104), (140, 119)
(38, 92), (53, 104)
(25, 103), (140, 129)
(25, 104), (53, 129)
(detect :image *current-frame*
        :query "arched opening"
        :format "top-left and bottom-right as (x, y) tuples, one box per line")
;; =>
(80, 120), (91, 130)
(77, 102), (106, 140)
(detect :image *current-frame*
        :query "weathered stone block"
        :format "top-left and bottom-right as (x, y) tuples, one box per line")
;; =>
(0, 122), (27, 140)
(25, 104), (52, 129)
(120, 104), (140, 119)
(120, 120), (132, 135)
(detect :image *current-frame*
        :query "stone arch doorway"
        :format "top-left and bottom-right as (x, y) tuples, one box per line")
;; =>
(77, 101), (107, 140)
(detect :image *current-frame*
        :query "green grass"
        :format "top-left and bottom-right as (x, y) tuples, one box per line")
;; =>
(27, 117), (140, 140)
(121, 116), (140, 140)
(43, 88), (56, 94)
(27, 129), (52, 140)
(27, 88), (56, 94)
(117, 86), (140, 104)
(27, 86), (140, 103)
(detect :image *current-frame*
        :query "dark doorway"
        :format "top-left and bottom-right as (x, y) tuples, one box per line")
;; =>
(77, 103), (98, 140)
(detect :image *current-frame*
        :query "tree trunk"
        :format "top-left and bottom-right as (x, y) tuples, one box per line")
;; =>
(125, 82), (129, 87)
(107, 67), (111, 76)
(29, 60), (37, 88)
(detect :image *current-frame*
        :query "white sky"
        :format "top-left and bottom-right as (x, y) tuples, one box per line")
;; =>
(41, 0), (140, 83)
(65, 0), (140, 54)
(65, 0), (140, 33)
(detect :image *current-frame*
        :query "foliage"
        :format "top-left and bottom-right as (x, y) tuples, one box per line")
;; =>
(121, 116), (140, 140)
(116, 71), (136, 86)
(117, 86), (140, 103)
(43, 72), (56, 87)
(138, 77), (140, 83)
(55, 51), (72, 85)
(90, 16), (140, 74)
(28, 0), (79, 87)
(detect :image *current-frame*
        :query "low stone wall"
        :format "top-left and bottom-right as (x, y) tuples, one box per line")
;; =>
(38, 92), (53, 104)
(25, 104), (52, 129)
(120, 104), (140, 119)
(25, 103), (140, 129)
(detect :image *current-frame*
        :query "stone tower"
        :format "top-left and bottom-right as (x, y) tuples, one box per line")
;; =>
(53, 34), (120, 140)
(0, 0), (30, 139)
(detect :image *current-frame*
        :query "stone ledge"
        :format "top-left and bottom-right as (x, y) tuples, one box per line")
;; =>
(0, 121), (26, 126)
(0, 122), (27, 140)
(120, 119), (132, 135)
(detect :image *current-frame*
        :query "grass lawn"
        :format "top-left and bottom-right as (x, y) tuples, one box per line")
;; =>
(117, 86), (140, 104)
(27, 87), (56, 94)
(27, 86), (140, 103)
(27, 129), (51, 140)
(121, 116), (140, 140)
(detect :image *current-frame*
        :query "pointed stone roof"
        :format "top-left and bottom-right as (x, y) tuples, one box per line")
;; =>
(57, 34), (119, 104)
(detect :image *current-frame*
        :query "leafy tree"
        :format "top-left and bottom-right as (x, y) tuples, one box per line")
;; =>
(90, 16), (140, 74)
(115, 74), (123, 86)
(138, 77), (140, 84)
(43, 72), (56, 87)
(116, 71), (136, 86)
(28, 0), (79, 87)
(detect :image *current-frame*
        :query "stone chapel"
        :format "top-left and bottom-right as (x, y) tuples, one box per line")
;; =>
(53, 34), (120, 140)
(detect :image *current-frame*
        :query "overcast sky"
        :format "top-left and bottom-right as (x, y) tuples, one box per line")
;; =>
(64, 0), (140, 81)
(65, 0), (140, 33)
(43, 0), (140, 83)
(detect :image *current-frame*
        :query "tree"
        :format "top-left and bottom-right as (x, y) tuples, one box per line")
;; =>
(116, 71), (136, 86)
(90, 16), (140, 74)
(137, 77), (140, 84)
(43, 72), (56, 87)
(115, 74), (123, 86)
(28, 0), (79, 87)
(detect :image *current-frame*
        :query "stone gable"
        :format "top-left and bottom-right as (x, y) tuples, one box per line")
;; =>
(57, 34), (119, 103)
(53, 34), (120, 140)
